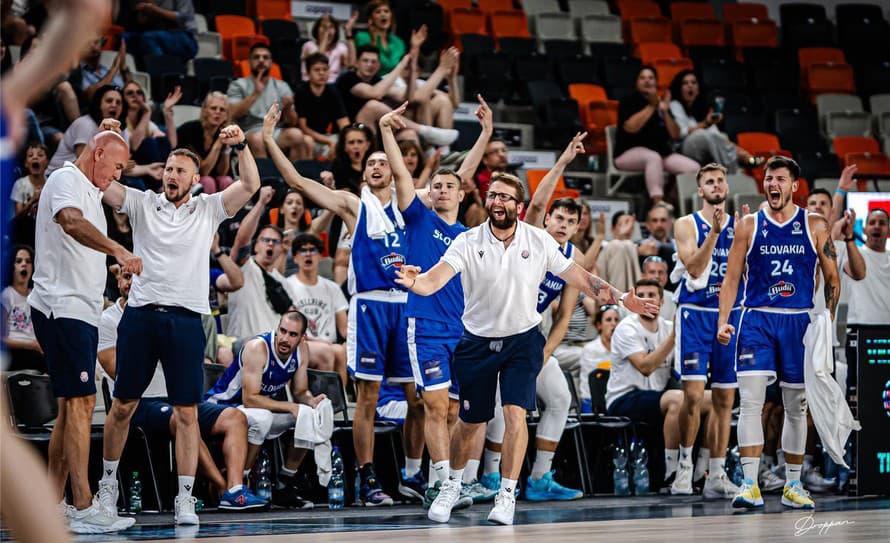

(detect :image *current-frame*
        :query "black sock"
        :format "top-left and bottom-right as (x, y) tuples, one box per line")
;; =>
(360, 463), (376, 480)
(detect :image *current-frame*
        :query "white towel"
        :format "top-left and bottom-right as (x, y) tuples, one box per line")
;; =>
(803, 310), (860, 468)
(669, 257), (711, 292)
(361, 185), (404, 239)
(292, 399), (335, 486)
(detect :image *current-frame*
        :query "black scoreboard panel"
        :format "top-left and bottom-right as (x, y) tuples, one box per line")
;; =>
(854, 325), (890, 495)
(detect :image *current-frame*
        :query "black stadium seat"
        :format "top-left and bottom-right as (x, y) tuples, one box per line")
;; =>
(775, 108), (826, 153)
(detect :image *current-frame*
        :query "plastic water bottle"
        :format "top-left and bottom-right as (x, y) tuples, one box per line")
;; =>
(353, 461), (362, 505)
(328, 447), (345, 509)
(256, 450), (272, 501)
(612, 439), (630, 496)
(129, 471), (142, 513)
(726, 446), (743, 486)
(631, 439), (650, 495)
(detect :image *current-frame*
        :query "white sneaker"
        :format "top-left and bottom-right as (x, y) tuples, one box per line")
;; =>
(418, 126), (459, 146)
(58, 501), (75, 525)
(803, 468), (836, 493)
(487, 488), (516, 525)
(174, 495), (200, 526)
(69, 503), (135, 534)
(760, 467), (786, 492)
(428, 478), (461, 523)
(670, 461), (694, 495)
(703, 471), (740, 499)
(96, 479), (119, 515)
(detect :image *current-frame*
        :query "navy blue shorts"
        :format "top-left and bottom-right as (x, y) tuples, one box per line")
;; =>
(675, 306), (740, 388)
(452, 326), (546, 424)
(114, 305), (206, 405)
(131, 399), (228, 438)
(31, 309), (98, 398)
(607, 389), (665, 424)
(736, 309), (810, 388)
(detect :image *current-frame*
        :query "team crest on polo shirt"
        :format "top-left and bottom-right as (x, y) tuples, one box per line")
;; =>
(521, 249), (529, 259)
(79, 371), (88, 383)
(463, 400), (470, 410)
(478, 250), (484, 258)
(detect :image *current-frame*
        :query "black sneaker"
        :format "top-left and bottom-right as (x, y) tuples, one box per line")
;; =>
(398, 468), (427, 501)
(360, 474), (394, 506)
(659, 473), (676, 495)
(272, 485), (314, 509)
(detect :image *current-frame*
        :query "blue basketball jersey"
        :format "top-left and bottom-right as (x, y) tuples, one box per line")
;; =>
(403, 196), (467, 322)
(348, 200), (408, 295)
(204, 331), (302, 405)
(676, 212), (741, 308)
(743, 207), (817, 309)
(536, 242), (574, 313)
(1, 107), (14, 290)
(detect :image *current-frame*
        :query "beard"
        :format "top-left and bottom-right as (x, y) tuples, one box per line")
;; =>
(704, 193), (726, 206)
(489, 209), (517, 230)
(769, 193), (791, 211)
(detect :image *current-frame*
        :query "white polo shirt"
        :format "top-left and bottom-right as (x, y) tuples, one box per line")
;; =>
(442, 220), (572, 338)
(120, 187), (232, 314)
(29, 162), (107, 326)
(605, 314), (673, 410)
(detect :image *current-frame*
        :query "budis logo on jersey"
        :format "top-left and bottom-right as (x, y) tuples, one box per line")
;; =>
(379, 252), (406, 270)
(706, 282), (722, 298)
(768, 281), (796, 299)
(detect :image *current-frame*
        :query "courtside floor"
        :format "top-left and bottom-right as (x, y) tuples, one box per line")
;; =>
(3, 494), (887, 542)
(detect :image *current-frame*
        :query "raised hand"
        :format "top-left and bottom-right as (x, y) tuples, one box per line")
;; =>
(595, 212), (606, 238)
(263, 102), (282, 141)
(615, 213), (635, 239)
(439, 46), (459, 72)
(345, 10), (359, 36)
(475, 94), (492, 132)
(219, 124), (246, 147)
(379, 101), (409, 130)
(838, 164), (857, 192)
(410, 24), (428, 50)
(253, 68), (269, 95)
(658, 89), (671, 112)
(145, 162), (164, 180)
(258, 185), (274, 206)
(712, 206), (724, 234)
(99, 118), (122, 133)
(163, 85), (182, 111)
(558, 131), (588, 165)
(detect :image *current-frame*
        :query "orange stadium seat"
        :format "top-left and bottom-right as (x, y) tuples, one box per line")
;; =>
(652, 57), (693, 90)
(723, 2), (769, 24)
(628, 16), (673, 44)
(568, 84), (618, 155)
(525, 169), (581, 209)
(477, 0), (515, 15)
(450, 8), (488, 37)
(251, 0), (291, 19)
(616, 0), (661, 19)
(636, 42), (682, 64)
(670, 2), (714, 22)
(489, 10), (532, 39)
(215, 15), (259, 61)
(806, 63), (856, 98)
(737, 132), (783, 155)
(678, 18), (725, 47)
(845, 152), (890, 177)
(236, 59), (283, 79)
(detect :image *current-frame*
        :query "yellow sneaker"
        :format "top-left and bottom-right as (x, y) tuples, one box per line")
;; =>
(732, 478), (764, 509)
(781, 480), (815, 510)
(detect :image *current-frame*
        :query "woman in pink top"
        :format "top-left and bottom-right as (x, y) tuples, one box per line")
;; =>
(300, 13), (357, 83)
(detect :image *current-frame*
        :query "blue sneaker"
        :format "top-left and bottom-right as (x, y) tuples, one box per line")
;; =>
(398, 468), (427, 501)
(219, 487), (270, 511)
(479, 472), (520, 497)
(525, 471), (583, 501)
(361, 474), (394, 506)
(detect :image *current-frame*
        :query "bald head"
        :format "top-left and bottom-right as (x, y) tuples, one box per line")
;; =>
(77, 130), (130, 190)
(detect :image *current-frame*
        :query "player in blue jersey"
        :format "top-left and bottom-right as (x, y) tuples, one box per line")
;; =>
(671, 163), (744, 499)
(379, 96), (492, 510)
(205, 310), (330, 509)
(262, 103), (410, 506)
(717, 156), (840, 510)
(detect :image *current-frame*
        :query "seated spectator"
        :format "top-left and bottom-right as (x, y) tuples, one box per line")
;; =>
(596, 211), (641, 292)
(352, 0), (403, 77)
(301, 12), (357, 83)
(579, 304), (620, 413)
(2, 245), (45, 373)
(296, 53), (350, 160)
(8, 142), (48, 247)
(228, 44), (312, 160)
(642, 256), (676, 321)
(275, 190), (333, 242)
(607, 278), (696, 488)
(327, 122), (374, 195)
(399, 139), (438, 188)
(335, 45), (457, 146)
(122, 80), (180, 190)
(208, 232), (242, 367)
(71, 34), (130, 102)
(285, 233), (348, 386)
(401, 43), (459, 132)
(638, 202), (677, 283)
(205, 311), (333, 510)
(614, 66), (699, 205)
(118, 0), (198, 59)
(177, 91), (235, 194)
(669, 70), (760, 174)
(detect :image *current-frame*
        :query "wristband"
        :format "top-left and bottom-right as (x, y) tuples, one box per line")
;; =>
(835, 188), (847, 197)
(619, 292), (628, 304)
(214, 250), (225, 258)
(232, 141), (246, 151)
(844, 237), (856, 243)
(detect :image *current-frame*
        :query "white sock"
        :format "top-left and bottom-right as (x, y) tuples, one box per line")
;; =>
(501, 477), (518, 494)
(449, 467), (464, 482)
(483, 448), (501, 475)
(741, 457), (760, 483)
(463, 459), (480, 484)
(708, 458), (725, 478)
(695, 449), (710, 480)
(531, 450), (555, 480)
(679, 446), (693, 465)
(786, 463), (802, 483)
(432, 460), (449, 483)
(405, 457), (422, 477)
(664, 449), (679, 477)
(102, 459), (119, 483)
(178, 476), (196, 498)
(228, 484), (243, 493)
(243, 469), (251, 479)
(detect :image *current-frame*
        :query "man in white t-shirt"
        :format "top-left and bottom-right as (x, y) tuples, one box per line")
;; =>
(98, 126), (260, 527)
(642, 255), (676, 321)
(607, 278), (692, 489)
(28, 129), (140, 534)
(396, 173), (658, 525)
(285, 233), (348, 385)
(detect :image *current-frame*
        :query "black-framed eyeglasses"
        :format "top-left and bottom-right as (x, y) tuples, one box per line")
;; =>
(485, 191), (518, 203)
(259, 237), (282, 246)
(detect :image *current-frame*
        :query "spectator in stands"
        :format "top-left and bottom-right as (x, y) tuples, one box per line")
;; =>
(638, 202), (677, 283)
(119, 0), (198, 60)
(300, 12), (357, 83)
(48, 85), (128, 174)
(607, 278), (689, 488)
(642, 256), (676, 320)
(353, 0), (403, 77)
(8, 141), (48, 246)
(669, 70), (761, 173)
(335, 45), (457, 146)
(177, 91), (234, 194)
(596, 211), (641, 292)
(328, 122), (374, 195)
(228, 43), (313, 160)
(72, 34), (130, 102)
(399, 139), (438, 188)
(122, 80), (180, 190)
(614, 66), (699, 205)
(401, 35), (460, 132)
(285, 233), (348, 386)
(296, 53), (350, 160)
(579, 304), (620, 413)
(2, 245), (45, 372)
(475, 137), (510, 196)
